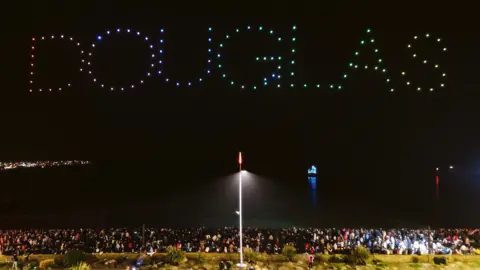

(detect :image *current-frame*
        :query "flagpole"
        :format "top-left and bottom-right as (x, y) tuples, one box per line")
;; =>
(237, 152), (246, 267)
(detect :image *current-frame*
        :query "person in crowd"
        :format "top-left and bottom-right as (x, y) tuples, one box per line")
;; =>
(12, 252), (18, 270)
(0, 227), (477, 256)
(308, 254), (314, 269)
(24, 253), (30, 264)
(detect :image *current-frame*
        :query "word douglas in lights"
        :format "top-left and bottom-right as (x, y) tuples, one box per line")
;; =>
(29, 26), (448, 93)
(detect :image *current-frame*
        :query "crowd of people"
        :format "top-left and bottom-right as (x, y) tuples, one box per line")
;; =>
(0, 227), (478, 256)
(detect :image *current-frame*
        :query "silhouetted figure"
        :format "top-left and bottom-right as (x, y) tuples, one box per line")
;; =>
(308, 254), (314, 269)
(12, 253), (18, 270)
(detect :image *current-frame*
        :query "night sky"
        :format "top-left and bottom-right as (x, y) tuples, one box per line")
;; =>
(1, 1), (480, 228)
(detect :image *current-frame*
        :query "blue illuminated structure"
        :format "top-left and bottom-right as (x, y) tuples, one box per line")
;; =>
(308, 176), (317, 190)
(308, 165), (317, 190)
(307, 165), (317, 205)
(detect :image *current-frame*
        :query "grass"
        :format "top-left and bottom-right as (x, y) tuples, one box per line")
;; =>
(0, 253), (478, 269)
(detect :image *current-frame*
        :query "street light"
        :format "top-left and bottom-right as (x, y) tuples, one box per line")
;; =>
(237, 152), (246, 268)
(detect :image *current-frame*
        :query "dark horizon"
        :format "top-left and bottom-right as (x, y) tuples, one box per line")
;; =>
(1, 1), (480, 228)
(1, 159), (479, 229)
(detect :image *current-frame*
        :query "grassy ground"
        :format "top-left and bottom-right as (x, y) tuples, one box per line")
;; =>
(0, 253), (479, 269)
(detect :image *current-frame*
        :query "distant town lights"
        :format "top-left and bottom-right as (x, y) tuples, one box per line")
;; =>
(0, 161), (91, 171)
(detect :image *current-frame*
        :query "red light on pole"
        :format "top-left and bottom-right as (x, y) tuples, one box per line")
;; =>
(237, 151), (245, 267)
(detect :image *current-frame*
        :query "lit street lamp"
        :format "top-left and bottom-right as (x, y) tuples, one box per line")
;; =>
(237, 152), (246, 268)
(435, 165), (455, 172)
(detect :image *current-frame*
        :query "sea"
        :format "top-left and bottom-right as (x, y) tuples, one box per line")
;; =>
(1, 160), (479, 229)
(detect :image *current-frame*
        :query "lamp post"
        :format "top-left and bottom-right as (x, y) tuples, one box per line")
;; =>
(237, 152), (246, 268)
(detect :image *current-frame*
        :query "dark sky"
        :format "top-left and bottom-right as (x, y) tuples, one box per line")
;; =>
(1, 1), (480, 228)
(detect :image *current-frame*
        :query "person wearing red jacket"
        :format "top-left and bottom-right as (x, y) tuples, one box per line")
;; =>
(308, 254), (314, 269)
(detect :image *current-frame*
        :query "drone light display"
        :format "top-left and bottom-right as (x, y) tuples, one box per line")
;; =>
(402, 33), (447, 92)
(86, 28), (156, 91)
(217, 25), (284, 90)
(343, 28), (392, 91)
(29, 35), (83, 92)
(157, 27), (214, 87)
(29, 26), (448, 93)
(0, 160), (91, 171)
